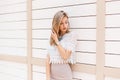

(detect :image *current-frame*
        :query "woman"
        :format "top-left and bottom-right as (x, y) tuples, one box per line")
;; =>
(46, 10), (77, 80)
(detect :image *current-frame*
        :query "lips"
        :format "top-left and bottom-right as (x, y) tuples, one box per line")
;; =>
(63, 28), (66, 30)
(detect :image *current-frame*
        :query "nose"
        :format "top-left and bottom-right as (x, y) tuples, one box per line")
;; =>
(63, 23), (66, 28)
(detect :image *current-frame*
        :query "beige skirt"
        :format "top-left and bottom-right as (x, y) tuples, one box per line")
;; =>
(50, 63), (72, 80)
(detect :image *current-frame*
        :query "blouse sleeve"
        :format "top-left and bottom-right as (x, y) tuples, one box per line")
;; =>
(60, 31), (77, 53)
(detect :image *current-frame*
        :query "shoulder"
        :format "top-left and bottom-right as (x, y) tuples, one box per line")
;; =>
(67, 31), (78, 38)
(62, 31), (78, 41)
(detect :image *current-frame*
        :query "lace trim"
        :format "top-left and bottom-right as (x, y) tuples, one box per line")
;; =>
(49, 56), (76, 64)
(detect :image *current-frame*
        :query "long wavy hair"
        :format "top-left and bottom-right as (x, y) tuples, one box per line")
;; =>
(50, 10), (70, 46)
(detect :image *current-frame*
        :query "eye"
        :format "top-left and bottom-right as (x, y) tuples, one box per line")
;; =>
(65, 21), (68, 24)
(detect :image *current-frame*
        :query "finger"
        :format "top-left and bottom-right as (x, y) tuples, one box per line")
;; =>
(66, 50), (72, 54)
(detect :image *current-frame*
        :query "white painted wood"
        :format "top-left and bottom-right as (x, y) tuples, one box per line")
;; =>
(0, 12), (27, 22)
(69, 17), (96, 28)
(0, 30), (27, 39)
(32, 19), (52, 29)
(33, 65), (45, 73)
(106, 1), (120, 14)
(32, 0), (96, 9)
(105, 28), (120, 40)
(0, 74), (26, 80)
(106, 15), (120, 27)
(105, 54), (120, 68)
(72, 29), (96, 40)
(32, 49), (47, 58)
(0, 3), (26, 14)
(0, 0), (26, 6)
(0, 21), (27, 30)
(73, 71), (95, 80)
(32, 30), (51, 39)
(0, 47), (26, 56)
(33, 72), (46, 80)
(32, 17), (96, 29)
(105, 76), (120, 80)
(32, 4), (96, 19)
(76, 52), (96, 64)
(0, 61), (27, 80)
(77, 41), (96, 52)
(0, 39), (26, 47)
(32, 39), (48, 49)
(105, 42), (120, 54)
(0, 61), (27, 69)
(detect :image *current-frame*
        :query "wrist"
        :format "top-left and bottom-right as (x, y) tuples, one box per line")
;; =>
(55, 41), (60, 46)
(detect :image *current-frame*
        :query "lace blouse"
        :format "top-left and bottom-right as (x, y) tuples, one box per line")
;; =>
(47, 31), (77, 64)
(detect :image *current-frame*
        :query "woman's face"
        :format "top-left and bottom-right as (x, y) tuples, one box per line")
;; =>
(59, 17), (68, 35)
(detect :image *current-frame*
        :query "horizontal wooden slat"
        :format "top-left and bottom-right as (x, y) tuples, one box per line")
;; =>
(31, 58), (45, 66)
(0, 12), (27, 22)
(32, 49), (47, 58)
(106, 1), (120, 14)
(72, 71), (95, 80)
(72, 29), (96, 40)
(0, 60), (27, 80)
(32, 30), (51, 39)
(104, 67), (120, 78)
(77, 41), (96, 52)
(0, 66), (27, 79)
(106, 15), (120, 27)
(69, 17), (96, 28)
(0, 30), (27, 39)
(105, 77), (120, 80)
(33, 65), (45, 73)
(105, 54), (120, 68)
(0, 47), (26, 56)
(0, 0), (26, 6)
(0, 39), (26, 47)
(32, 0), (96, 9)
(33, 72), (46, 80)
(105, 28), (120, 40)
(72, 64), (95, 74)
(0, 74), (26, 80)
(0, 21), (27, 30)
(105, 42), (120, 54)
(0, 54), (27, 64)
(76, 52), (96, 64)
(0, 3), (26, 14)
(32, 4), (96, 19)
(32, 39), (48, 49)
(0, 60), (27, 70)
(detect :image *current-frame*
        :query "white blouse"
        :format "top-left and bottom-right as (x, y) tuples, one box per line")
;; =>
(47, 31), (77, 64)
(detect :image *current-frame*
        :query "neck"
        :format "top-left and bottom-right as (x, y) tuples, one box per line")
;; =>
(60, 32), (66, 36)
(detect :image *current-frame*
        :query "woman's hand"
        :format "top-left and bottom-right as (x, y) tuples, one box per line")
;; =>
(51, 30), (58, 43)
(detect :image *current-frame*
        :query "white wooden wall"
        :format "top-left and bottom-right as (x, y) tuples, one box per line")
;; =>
(105, 0), (120, 80)
(0, 0), (120, 80)
(0, 0), (27, 80)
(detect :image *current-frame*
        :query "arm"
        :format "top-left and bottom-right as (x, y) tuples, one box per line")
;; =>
(46, 54), (50, 80)
(56, 43), (72, 60)
(51, 31), (72, 60)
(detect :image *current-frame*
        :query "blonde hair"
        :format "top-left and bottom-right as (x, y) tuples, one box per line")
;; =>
(50, 10), (70, 46)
